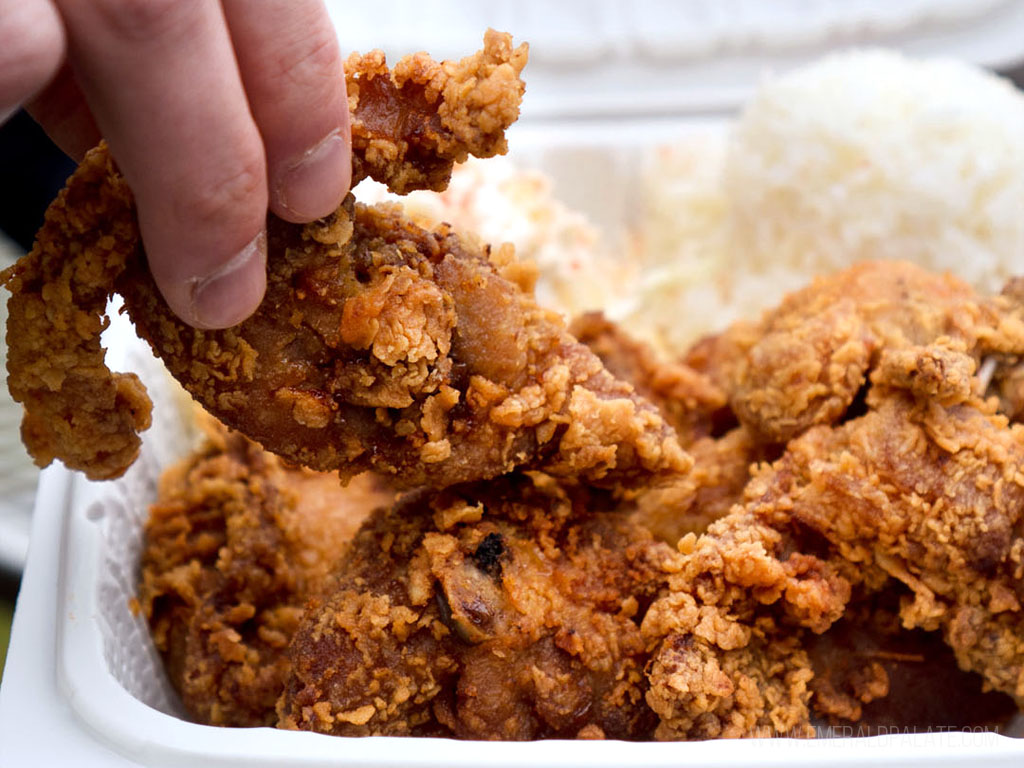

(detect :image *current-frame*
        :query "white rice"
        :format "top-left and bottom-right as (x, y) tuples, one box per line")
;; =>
(724, 49), (1024, 291)
(625, 50), (1024, 354)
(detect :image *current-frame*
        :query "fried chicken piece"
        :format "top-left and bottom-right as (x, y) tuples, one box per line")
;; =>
(3, 33), (687, 488)
(4, 36), (528, 483)
(641, 503), (855, 739)
(643, 266), (1024, 738)
(647, 627), (816, 740)
(571, 311), (728, 446)
(0, 154), (152, 480)
(686, 261), (1024, 443)
(0, 32), (524, 481)
(277, 473), (676, 740)
(137, 426), (392, 726)
(777, 390), (1024, 706)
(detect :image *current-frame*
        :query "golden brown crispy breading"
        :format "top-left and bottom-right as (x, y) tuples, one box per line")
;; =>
(571, 311), (728, 446)
(0, 32), (526, 481)
(3, 33), (687, 489)
(277, 474), (676, 740)
(1, 150), (151, 480)
(646, 628), (816, 740)
(688, 261), (1024, 443)
(120, 199), (689, 489)
(137, 426), (391, 726)
(641, 504), (855, 740)
(347, 29), (528, 194)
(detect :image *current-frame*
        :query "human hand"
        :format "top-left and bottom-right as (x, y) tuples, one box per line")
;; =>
(0, 0), (352, 329)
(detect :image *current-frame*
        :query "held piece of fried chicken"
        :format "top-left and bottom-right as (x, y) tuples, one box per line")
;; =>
(277, 473), (676, 740)
(346, 30), (527, 194)
(2, 32), (687, 488)
(137, 425), (392, 726)
(0, 31), (523, 481)
(119, 198), (688, 489)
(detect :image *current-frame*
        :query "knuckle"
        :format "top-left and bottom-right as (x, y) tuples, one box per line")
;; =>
(267, 29), (341, 92)
(175, 151), (266, 231)
(89, 0), (201, 43)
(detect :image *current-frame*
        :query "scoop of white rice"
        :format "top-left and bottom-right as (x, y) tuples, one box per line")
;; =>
(723, 49), (1024, 292)
(621, 50), (1024, 354)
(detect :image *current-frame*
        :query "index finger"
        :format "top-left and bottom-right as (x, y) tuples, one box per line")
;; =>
(54, 0), (268, 329)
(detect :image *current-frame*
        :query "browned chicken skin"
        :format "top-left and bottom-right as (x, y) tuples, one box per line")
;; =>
(277, 473), (675, 740)
(2, 32), (687, 488)
(687, 261), (1023, 443)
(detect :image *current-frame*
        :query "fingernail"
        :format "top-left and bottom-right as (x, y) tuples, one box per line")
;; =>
(275, 130), (350, 221)
(189, 231), (267, 329)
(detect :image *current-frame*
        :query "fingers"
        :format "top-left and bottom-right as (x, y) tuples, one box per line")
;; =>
(53, 0), (268, 329)
(0, 0), (65, 124)
(7, 0), (349, 328)
(222, 0), (351, 223)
